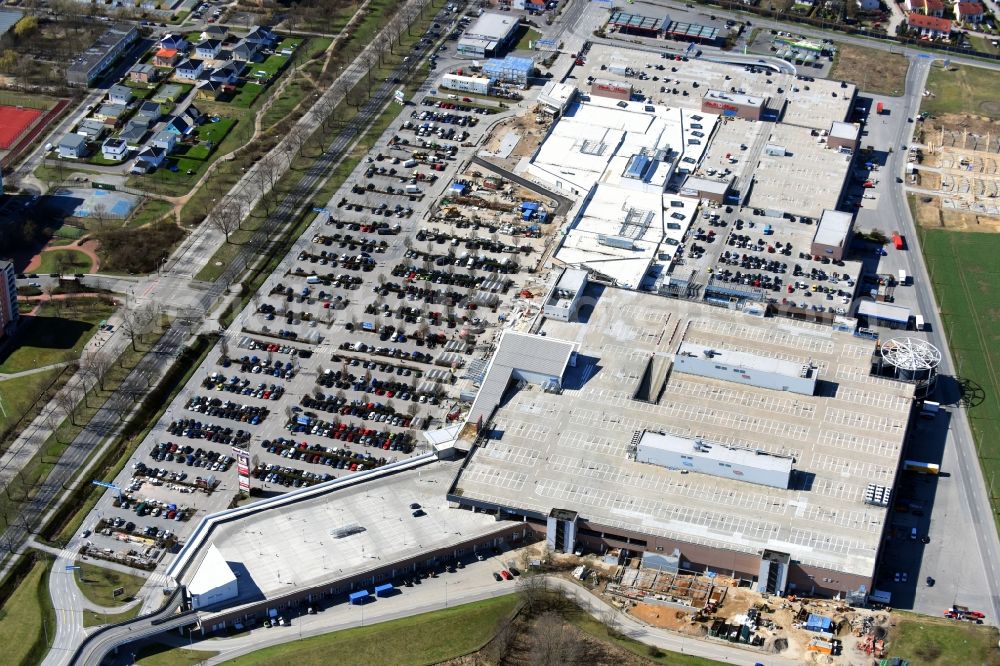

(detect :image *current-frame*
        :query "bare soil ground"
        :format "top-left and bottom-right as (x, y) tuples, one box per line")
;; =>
(829, 43), (908, 96)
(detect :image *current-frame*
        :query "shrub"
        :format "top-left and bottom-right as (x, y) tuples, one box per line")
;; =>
(96, 221), (185, 274)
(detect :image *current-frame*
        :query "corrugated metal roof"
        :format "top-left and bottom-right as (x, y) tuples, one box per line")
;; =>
(467, 331), (576, 423)
(0, 9), (23, 37)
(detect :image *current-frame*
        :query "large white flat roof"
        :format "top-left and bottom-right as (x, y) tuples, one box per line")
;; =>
(677, 341), (806, 380)
(189, 543), (236, 596)
(813, 209), (853, 247)
(638, 430), (794, 474)
(704, 88), (764, 108)
(181, 461), (503, 602)
(465, 12), (518, 40)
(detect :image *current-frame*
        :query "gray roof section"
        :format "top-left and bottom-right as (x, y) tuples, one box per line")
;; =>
(467, 330), (576, 423)
(0, 9), (23, 37)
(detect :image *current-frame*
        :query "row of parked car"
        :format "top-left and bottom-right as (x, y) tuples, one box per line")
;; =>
(202, 373), (286, 401)
(150, 441), (235, 471)
(185, 396), (271, 424)
(166, 419), (253, 446)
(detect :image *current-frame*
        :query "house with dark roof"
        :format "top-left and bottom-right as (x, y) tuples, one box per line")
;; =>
(160, 33), (189, 52)
(135, 100), (162, 124)
(76, 118), (108, 140)
(209, 60), (243, 85)
(101, 137), (129, 161)
(201, 25), (228, 41)
(175, 59), (205, 81)
(182, 105), (203, 124)
(131, 146), (167, 173)
(196, 80), (224, 100)
(231, 40), (261, 63)
(93, 103), (127, 124)
(164, 115), (194, 135)
(243, 25), (278, 47)
(196, 39), (222, 60)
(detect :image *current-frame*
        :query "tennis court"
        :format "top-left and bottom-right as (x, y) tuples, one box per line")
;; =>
(0, 105), (42, 149)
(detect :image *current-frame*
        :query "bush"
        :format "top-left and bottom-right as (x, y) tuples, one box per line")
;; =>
(96, 221), (185, 274)
(646, 644), (664, 658)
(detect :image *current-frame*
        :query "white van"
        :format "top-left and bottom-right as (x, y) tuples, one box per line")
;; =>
(914, 314), (925, 331)
(898, 269), (908, 285)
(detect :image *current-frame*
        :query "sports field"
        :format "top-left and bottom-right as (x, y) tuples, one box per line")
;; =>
(919, 229), (1000, 529)
(0, 105), (42, 149)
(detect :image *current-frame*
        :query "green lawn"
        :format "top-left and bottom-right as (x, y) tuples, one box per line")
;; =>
(0, 299), (114, 373)
(514, 26), (542, 51)
(890, 612), (1000, 665)
(222, 595), (519, 666)
(918, 229), (1000, 533)
(127, 199), (174, 228)
(34, 249), (94, 274)
(0, 369), (66, 441)
(0, 556), (56, 666)
(89, 154), (126, 166)
(75, 561), (148, 606)
(129, 87), (155, 100)
(136, 642), (218, 666)
(924, 63), (1000, 119)
(252, 54), (291, 82)
(195, 117), (236, 145)
(82, 603), (143, 627)
(229, 82), (264, 108)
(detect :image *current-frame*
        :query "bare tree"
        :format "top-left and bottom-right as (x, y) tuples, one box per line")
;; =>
(80, 351), (115, 391)
(210, 199), (243, 243)
(252, 155), (285, 214)
(119, 303), (157, 351)
(284, 125), (310, 160)
(52, 382), (83, 428)
(529, 611), (581, 666)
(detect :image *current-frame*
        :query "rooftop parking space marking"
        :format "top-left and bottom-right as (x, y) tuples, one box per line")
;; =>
(818, 430), (901, 459)
(810, 452), (895, 482)
(824, 407), (907, 434)
(481, 442), (540, 467)
(667, 379), (818, 420)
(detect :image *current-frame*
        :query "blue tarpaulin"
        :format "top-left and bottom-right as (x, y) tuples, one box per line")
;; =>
(449, 183), (466, 194)
(348, 590), (370, 604)
(804, 613), (833, 633)
(374, 583), (394, 597)
(521, 201), (540, 211)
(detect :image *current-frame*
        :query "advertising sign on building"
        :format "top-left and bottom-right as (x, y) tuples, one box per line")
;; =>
(234, 446), (251, 493)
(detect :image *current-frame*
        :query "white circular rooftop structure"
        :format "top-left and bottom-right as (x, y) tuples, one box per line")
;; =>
(880, 337), (942, 371)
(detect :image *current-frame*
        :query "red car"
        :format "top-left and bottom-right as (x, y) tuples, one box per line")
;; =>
(500, 570), (512, 580)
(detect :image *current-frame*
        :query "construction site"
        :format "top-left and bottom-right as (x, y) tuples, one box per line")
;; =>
(911, 117), (1000, 231)
(560, 547), (901, 664)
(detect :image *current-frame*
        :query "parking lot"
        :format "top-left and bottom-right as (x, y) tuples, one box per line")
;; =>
(81, 73), (559, 570)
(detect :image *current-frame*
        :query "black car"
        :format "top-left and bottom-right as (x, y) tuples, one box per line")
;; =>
(926, 576), (935, 587)
(492, 572), (502, 582)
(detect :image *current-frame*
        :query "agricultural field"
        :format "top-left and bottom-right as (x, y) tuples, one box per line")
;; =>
(889, 611), (1000, 665)
(924, 63), (1000, 119)
(918, 229), (1000, 532)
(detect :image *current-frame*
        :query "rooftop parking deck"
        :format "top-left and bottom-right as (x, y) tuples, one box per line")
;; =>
(453, 287), (915, 579)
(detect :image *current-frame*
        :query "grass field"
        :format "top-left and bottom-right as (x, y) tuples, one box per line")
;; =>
(128, 199), (174, 228)
(75, 561), (147, 606)
(0, 299), (114, 373)
(829, 43), (908, 96)
(229, 81), (265, 108)
(924, 63), (1000, 119)
(514, 26), (542, 51)
(34, 249), (94, 275)
(137, 642), (217, 666)
(222, 595), (519, 666)
(890, 612), (1000, 665)
(919, 229), (1000, 532)
(0, 368), (68, 441)
(82, 603), (143, 627)
(0, 556), (56, 666)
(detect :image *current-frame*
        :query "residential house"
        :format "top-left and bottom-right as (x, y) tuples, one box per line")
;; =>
(135, 100), (162, 125)
(118, 122), (148, 150)
(231, 40), (261, 63)
(175, 59), (205, 81)
(907, 12), (952, 36)
(856, 0), (879, 10)
(243, 25), (278, 47)
(209, 61), (243, 86)
(181, 105), (203, 125)
(152, 84), (184, 104)
(196, 79), (224, 100)
(200, 25), (228, 41)
(150, 130), (177, 153)
(101, 137), (129, 161)
(131, 146), (166, 173)
(93, 103), (127, 124)
(108, 84), (134, 105)
(956, 1), (984, 22)
(164, 115), (194, 136)
(159, 33), (189, 53)
(195, 39), (222, 60)
(58, 133), (88, 159)
(129, 63), (158, 84)
(905, 0), (944, 16)
(154, 48), (181, 67)
(76, 118), (108, 140)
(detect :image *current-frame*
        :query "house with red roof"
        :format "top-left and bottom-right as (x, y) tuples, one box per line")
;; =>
(956, 2), (985, 23)
(907, 12), (952, 37)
